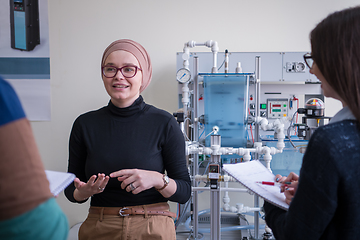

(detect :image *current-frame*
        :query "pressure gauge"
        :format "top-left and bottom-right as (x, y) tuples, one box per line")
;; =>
(176, 68), (191, 83)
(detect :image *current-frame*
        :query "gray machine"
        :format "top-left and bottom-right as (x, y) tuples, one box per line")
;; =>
(174, 40), (325, 240)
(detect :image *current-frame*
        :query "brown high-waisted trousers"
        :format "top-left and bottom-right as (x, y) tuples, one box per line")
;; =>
(78, 205), (176, 240)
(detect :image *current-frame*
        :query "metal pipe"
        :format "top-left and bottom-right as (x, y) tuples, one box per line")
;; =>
(210, 135), (221, 240)
(193, 56), (199, 142)
(193, 56), (199, 239)
(255, 56), (261, 142)
(210, 189), (221, 240)
(254, 56), (261, 239)
(245, 75), (250, 125)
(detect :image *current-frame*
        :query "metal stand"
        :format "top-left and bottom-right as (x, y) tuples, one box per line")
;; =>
(210, 188), (221, 240)
(182, 53), (264, 240)
(210, 135), (221, 240)
(254, 56), (261, 239)
(193, 56), (200, 239)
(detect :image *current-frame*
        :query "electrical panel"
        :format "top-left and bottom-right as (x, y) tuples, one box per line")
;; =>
(266, 98), (288, 119)
(10, 0), (40, 51)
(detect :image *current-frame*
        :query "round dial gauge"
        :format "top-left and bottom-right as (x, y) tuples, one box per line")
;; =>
(176, 68), (191, 83)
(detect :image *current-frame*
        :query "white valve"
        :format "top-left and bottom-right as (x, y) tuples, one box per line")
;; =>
(212, 126), (219, 134)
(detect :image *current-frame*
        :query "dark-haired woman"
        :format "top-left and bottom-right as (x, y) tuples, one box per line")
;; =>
(264, 6), (360, 240)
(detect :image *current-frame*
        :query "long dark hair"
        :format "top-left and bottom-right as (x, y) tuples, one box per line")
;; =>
(310, 6), (360, 122)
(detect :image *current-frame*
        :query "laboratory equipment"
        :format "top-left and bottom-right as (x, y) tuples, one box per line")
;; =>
(174, 41), (324, 240)
(292, 98), (330, 140)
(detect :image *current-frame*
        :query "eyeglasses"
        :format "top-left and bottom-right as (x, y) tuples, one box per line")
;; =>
(303, 53), (314, 69)
(102, 65), (142, 78)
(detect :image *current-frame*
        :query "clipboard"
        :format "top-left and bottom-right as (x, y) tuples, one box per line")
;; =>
(45, 170), (75, 196)
(223, 160), (289, 211)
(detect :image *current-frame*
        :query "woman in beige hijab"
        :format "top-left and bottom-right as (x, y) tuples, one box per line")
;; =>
(65, 39), (191, 240)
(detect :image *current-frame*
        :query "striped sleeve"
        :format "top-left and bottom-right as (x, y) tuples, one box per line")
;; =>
(0, 77), (52, 220)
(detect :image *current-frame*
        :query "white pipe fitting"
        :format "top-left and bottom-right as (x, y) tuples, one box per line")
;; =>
(262, 146), (272, 170)
(223, 175), (236, 182)
(211, 145), (220, 155)
(243, 150), (251, 162)
(212, 126), (219, 134)
(182, 44), (191, 69)
(183, 40), (218, 73)
(232, 203), (262, 214)
(181, 83), (189, 116)
(185, 40), (196, 48)
(193, 175), (208, 182)
(222, 181), (230, 211)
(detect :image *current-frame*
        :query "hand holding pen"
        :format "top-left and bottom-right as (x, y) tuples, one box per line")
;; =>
(276, 172), (299, 205)
(257, 173), (299, 205)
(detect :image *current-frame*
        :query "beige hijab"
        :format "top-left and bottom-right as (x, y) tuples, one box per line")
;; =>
(101, 39), (152, 93)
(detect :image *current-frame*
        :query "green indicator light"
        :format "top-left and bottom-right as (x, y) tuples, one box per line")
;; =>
(284, 104), (287, 107)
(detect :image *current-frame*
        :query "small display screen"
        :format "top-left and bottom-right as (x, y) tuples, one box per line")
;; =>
(260, 103), (267, 109)
(14, 0), (23, 3)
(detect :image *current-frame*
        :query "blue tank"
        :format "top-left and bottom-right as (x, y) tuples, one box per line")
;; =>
(202, 73), (250, 148)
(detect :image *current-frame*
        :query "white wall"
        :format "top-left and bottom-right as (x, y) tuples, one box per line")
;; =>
(32, 0), (359, 227)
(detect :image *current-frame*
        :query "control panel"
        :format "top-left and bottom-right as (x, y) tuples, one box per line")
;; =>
(13, 0), (24, 11)
(249, 97), (267, 118)
(266, 98), (288, 119)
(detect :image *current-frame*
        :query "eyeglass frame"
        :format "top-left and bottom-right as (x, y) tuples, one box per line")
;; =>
(303, 53), (313, 69)
(101, 65), (142, 78)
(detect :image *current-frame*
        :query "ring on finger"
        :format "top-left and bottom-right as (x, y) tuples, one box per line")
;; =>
(129, 183), (136, 191)
(98, 187), (105, 191)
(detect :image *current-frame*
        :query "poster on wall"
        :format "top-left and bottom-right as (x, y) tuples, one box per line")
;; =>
(0, 0), (50, 121)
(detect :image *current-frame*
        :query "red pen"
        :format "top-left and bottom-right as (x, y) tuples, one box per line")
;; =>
(256, 181), (291, 186)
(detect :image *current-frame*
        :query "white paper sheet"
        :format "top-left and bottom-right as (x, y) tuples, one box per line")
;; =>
(45, 170), (75, 196)
(223, 160), (289, 210)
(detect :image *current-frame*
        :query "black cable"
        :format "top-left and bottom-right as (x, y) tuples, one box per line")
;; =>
(287, 111), (298, 148)
(218, 59), (225, 71)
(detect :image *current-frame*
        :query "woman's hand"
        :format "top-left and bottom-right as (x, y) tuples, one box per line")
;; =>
(73, 173), (110, 201)
(275, 172), (299, 205)
(284, 181), (299, 205)
(110, 169), (164, 194)
(275, 174), (287, 186)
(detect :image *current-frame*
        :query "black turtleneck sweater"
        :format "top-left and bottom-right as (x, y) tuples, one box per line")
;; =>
(65, 96), (191, 207)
